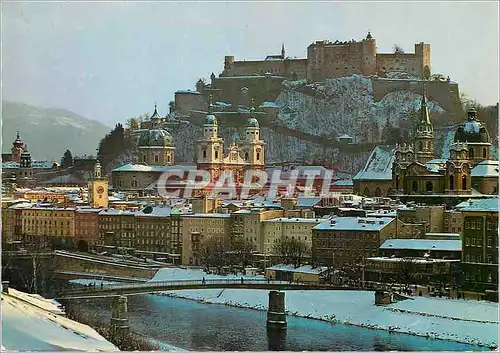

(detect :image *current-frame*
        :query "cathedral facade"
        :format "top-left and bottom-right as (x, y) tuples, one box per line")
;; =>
(354, 88), (498, 199)
(111, 98), (266, 194)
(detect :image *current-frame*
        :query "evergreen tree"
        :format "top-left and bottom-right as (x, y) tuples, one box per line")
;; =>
(61, 149), (73, 168)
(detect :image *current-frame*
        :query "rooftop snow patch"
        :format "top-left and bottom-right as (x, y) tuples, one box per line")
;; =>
(266, 264), (329, 274)
(380, 239), (462, 252)
(313, 216), (394, 231)
(471, 160), (499, 178)
(353, 146), (395, 180)
(456, 197), (499, 212)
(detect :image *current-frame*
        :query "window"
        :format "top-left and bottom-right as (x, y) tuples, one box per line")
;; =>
(245, 152), (249, 160)
(465, 237), (470, 246)
(469, 148), (474, 158)
(154, 154), (159, 163)
(256, 152), (260, 161)
(472, 237), (476, 246)
(202, 150), (207, 159)
(215, 151), (219, 159)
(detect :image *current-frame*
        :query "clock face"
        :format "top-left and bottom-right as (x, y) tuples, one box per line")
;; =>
(97, 186), (105, 194)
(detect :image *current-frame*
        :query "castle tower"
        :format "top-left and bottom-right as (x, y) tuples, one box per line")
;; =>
(361, 31), (377, 76)
(88, 151), (109, 208)
(414, 84), (435, 164)
(240, 99), (266, 168)
(196, 95), (224, 180)
(11, 131), (24, 163)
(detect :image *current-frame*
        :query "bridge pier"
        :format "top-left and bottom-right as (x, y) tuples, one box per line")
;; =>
(267, 290), (287, 330)
(110, 295), (129, 335)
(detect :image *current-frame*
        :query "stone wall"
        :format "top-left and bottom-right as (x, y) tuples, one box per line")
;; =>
(55, 253), (157, 279)
(372, 79), (461, 115)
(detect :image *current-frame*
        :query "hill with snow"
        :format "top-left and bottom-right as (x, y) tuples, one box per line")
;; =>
(2, 101), (111, 161)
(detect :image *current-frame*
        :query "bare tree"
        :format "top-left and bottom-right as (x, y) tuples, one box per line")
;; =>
(393, 44), (405, 54)
(398, 257), (417, 290)
(198, 237), (227, 274)
(273, 237), (309, 268)
(230, 237), (256, 267)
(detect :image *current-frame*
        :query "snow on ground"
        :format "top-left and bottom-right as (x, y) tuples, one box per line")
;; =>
(149, 268), (499, 348)
(8, 288), (65, 314)
(2, 293), (117, 351)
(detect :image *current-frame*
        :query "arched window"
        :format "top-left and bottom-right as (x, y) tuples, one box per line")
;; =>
(375, 187), (382, 197)
(256, 152), (260, 161)
(202, 150), (207, 159)
(245, 152), (249, 160)
(215, 151), (219, 159)
(412, 181), (418, 193)
(469, 148), (474, 159)
(143, 155), (147, 163)
(449, 175), (454, 190)
(426, 181), (433, 192)
(363, 187), (370, 197)
(166, 155), (171, 163)
(462, 175), (467, 191)
(418, 141), (423, 151)
(395, 175), (400, 190)
(483, 148), (487, 159)
(154, 154), (159, 163)
(131, 179), (138, 188)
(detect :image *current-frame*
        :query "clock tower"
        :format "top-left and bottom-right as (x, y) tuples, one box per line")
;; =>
(88, 152), (109, 208)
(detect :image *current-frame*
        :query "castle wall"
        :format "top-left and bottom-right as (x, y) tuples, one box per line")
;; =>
(371, 79), (461, 115)
(306, 40), (377, 81)
(224, 59), (307, 79)
(211, 76), (286, 107)
(376, 54), (421, 76)
(175, 92), (205, 117)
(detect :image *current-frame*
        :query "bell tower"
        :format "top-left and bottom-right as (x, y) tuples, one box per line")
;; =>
(241, 99), (266, 168)
(196, 95), (224, 180)
(414, 83), (435, 164)
(88, 150), (109, 208)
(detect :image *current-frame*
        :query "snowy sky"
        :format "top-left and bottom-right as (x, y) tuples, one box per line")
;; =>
(2, 2), (499, 126)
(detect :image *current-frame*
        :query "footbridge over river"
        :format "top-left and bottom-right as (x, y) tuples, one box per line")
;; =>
(57, 278), (365, 300)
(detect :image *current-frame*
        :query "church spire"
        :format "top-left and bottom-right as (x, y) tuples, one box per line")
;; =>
(420, 81), (431, 125)
(208, 95), (214, 114)
(281, 43), (285, 58)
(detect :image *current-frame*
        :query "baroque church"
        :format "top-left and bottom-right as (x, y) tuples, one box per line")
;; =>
(354, 87), (499, 198)
(111, 97), (266, 194)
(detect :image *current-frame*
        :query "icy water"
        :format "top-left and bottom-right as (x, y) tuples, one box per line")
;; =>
(70, 294), (488, 351)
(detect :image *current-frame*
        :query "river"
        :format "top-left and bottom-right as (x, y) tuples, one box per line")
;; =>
(68, 294), (487, 351)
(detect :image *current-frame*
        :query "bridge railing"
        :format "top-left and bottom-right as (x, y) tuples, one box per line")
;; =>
(59, 278), (321, 295)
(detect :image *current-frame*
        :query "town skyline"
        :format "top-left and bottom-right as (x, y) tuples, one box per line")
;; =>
(3, 1), (499, 126)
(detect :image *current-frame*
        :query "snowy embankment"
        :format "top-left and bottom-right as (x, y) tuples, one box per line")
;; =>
(150, 268), (499, 348)
(2, 292), (117, 351)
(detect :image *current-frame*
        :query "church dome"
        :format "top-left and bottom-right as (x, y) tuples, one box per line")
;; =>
(138, 129), (173, 147)
(246, 117), (259, 128)
(205, 114), (218, 125)
(454, 108), (490, 143)
(12, 132), (24, 149)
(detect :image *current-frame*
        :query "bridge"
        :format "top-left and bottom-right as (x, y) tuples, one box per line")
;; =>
(56, 278), (363, 299)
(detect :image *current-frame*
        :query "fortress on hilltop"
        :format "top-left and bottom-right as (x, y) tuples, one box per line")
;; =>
(221, 32), (430, 81)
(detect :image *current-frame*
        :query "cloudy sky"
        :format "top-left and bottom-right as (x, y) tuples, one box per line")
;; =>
(2, 1), (498, 126)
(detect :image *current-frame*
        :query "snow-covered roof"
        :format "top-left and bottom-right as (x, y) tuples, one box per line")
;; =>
(425, 159), (447, 172)
(353, 146), (395, 181)
(366, 210), (397, 217)
(175, 90), (201, 95)
(135, 206), (173, 217)
(112, 163), (197, 173)
(380, 239), (461, 252)
(296, 196), (322, 207)
(313, 216), (394, 231)
(2, 291), (117, 351)
(332, 179), (354, 186)
(338, 133), (353, 139)
(99, 208), (135, 216)
(266, 264), (329, 275)
(366, 257), (460, 264)
(263, 217), (323, 223)
(182, 213), (232, 218)
(456, 198), (499, 213)
(76, 208), (102, 213)
(2, 160), (54, 169)
(471, 160), (499, 178)
(260, 101), (279, 108)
